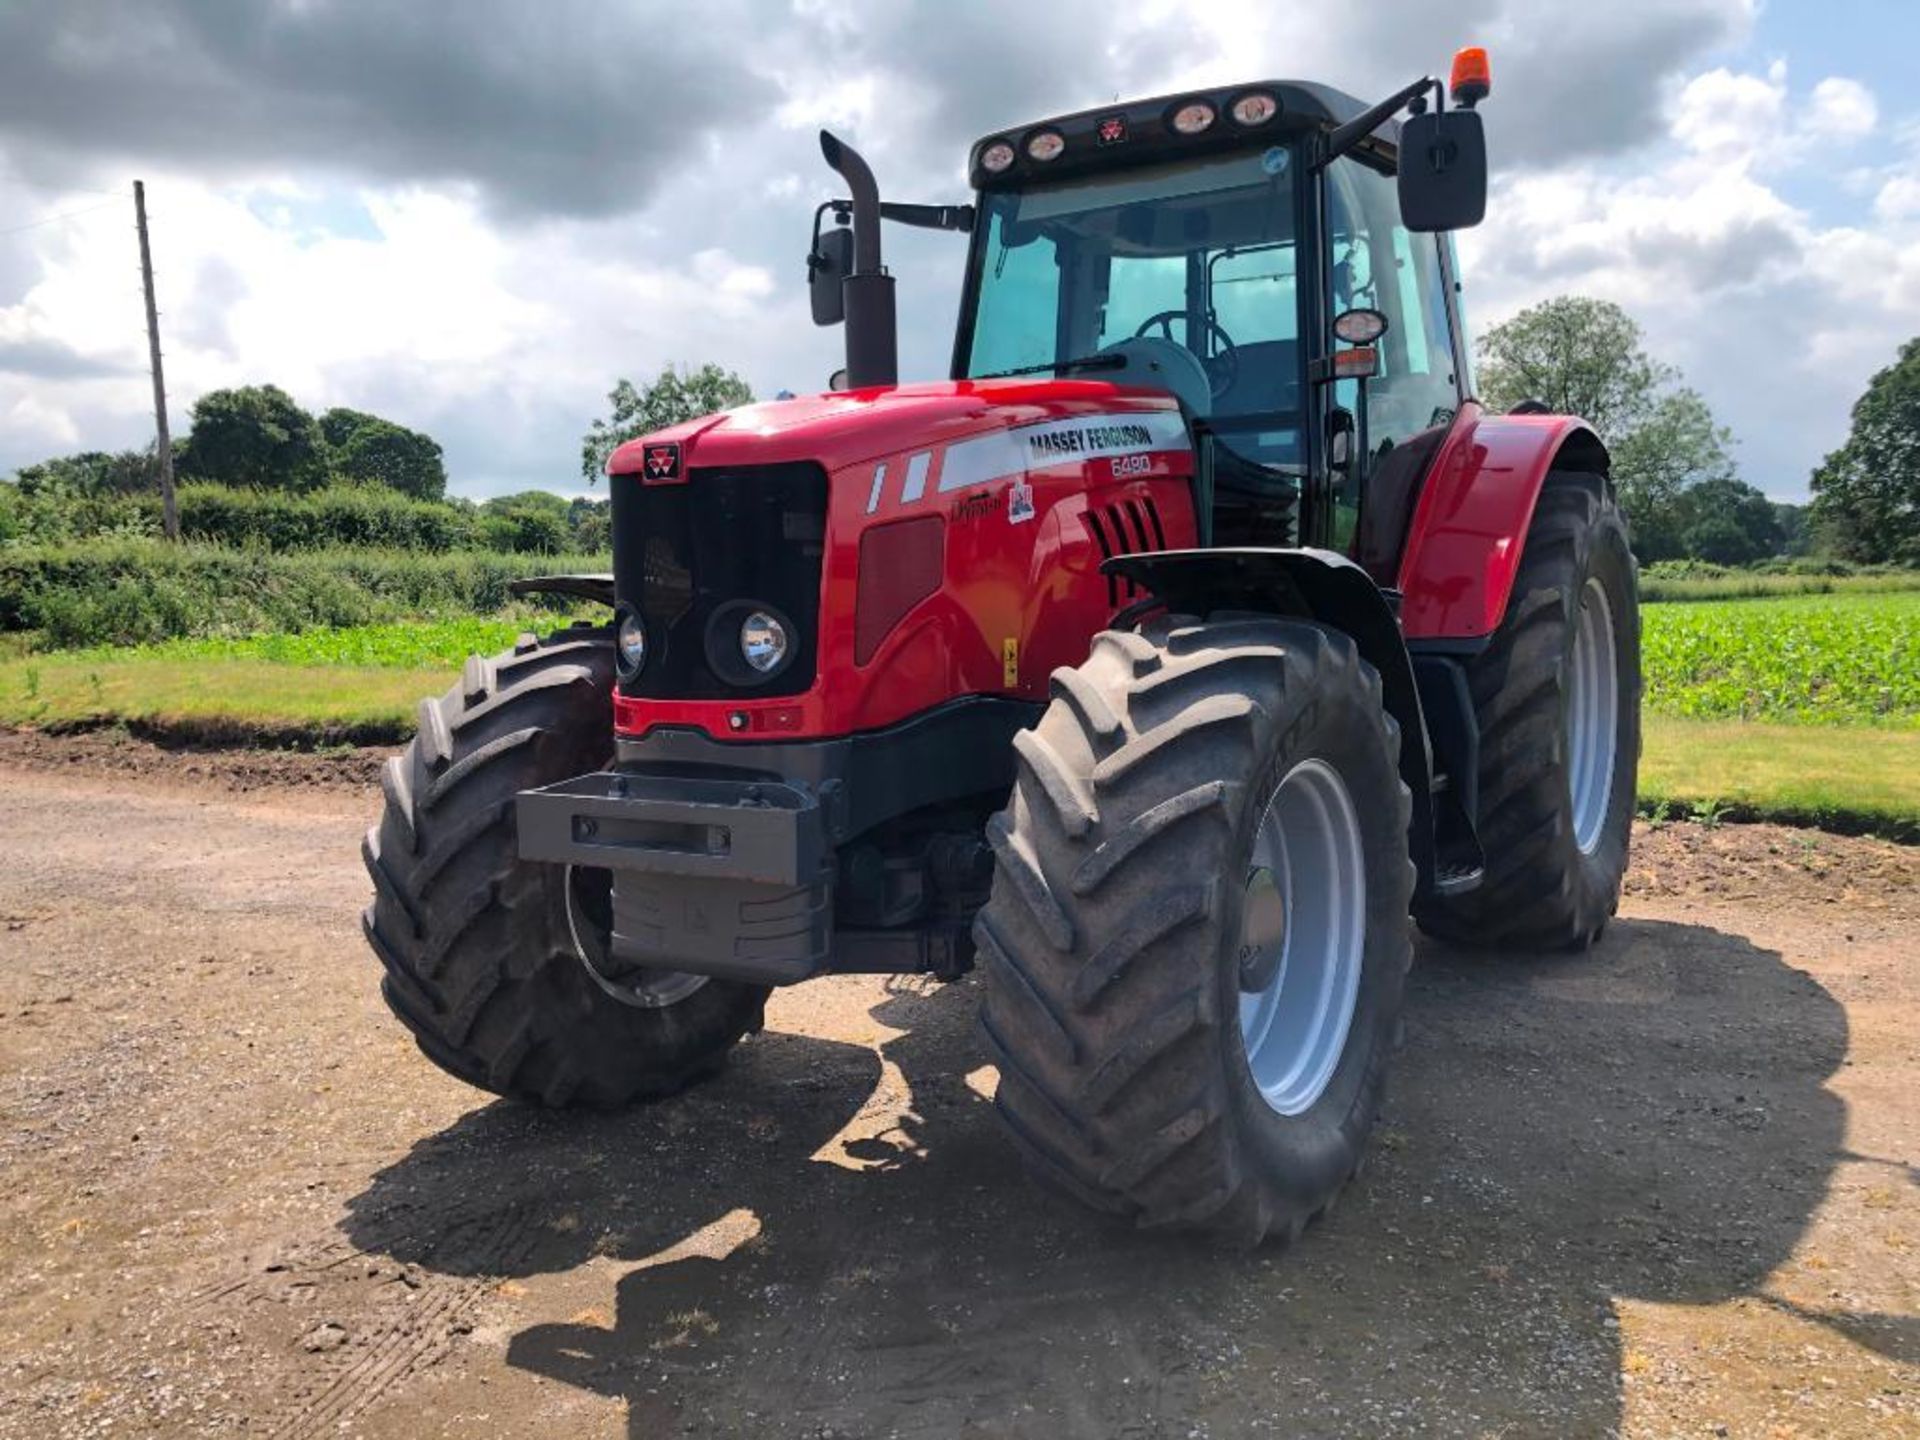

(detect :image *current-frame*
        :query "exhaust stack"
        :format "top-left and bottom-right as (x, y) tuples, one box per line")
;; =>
(819, 131), (898, 389)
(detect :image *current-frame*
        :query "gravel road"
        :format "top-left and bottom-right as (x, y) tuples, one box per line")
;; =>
(0, 734), (1915, 1438)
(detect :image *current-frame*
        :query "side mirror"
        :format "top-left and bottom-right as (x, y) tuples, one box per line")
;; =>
(1397, 109), (1486, 233)
(809, 225), (853, 326)
(827, 368), (849, 392)
(1328, 407), (1355, 473)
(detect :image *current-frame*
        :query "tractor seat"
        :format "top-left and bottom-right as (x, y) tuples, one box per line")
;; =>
(1212, 339), (1301, 419)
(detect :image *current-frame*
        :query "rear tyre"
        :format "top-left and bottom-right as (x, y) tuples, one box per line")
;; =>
(976, 615), (1414, 1243)
(1415, 470), (1641, 950)
(362, 623), (769, 1107)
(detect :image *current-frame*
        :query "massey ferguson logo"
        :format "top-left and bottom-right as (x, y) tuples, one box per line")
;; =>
(1097, 115), (1128, 146)
(642, 442), (681, 481)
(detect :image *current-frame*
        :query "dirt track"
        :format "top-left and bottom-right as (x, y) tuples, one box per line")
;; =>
(0, 735), (1916, 1438)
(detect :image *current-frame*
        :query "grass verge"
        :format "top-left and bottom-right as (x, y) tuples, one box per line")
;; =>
(0, 655), (430, 745)
(1639, 716), (1919, 841)
(1639, 569), (1920, 603)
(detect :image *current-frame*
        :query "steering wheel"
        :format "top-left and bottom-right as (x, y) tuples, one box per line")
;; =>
(1133, 310), (1240, 400)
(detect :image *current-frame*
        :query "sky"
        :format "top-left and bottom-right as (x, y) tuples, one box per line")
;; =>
(2, 0), (1917, 502)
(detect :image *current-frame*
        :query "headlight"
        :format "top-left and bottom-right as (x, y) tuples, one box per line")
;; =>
(1025, 129), (1065, 162)
(1171, 100), (1217, 135)
(616, 608), (646, 677)
(1230, 91), (1278, 127)
(740, 611), (789, 674)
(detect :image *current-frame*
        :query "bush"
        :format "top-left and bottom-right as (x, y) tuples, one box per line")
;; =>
(0, 541), (610, 648)
(1639, 557), (1920, 602)
(8, 469), (609, 554)
(175, 483), (475, 551)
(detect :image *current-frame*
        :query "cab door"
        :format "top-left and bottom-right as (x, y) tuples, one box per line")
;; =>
(1322, 155), (1466, 579)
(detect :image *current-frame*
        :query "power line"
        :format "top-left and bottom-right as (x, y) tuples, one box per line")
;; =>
(0, 198), (122, 237)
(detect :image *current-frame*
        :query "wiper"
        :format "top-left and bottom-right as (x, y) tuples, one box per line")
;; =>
(976, 352), (1128, 380)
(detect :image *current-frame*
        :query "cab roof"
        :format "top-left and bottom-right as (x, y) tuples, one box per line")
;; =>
(969, 80), (1396, 191)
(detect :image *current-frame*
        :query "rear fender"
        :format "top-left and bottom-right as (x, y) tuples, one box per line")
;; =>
(1105, 547), (1436, 893)
(1396, 409), (1608, 640)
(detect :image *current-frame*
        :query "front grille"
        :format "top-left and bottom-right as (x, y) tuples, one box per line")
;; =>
(612, 463), (828, 698)
(1086, 494), (1166, 607)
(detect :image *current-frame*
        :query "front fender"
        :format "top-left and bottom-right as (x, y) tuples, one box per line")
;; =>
(1104, 547), (1437, 894)
(1396, 409), (1608, 640)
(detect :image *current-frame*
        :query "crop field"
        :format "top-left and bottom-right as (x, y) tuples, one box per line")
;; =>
(1641, 591), (1919, 725)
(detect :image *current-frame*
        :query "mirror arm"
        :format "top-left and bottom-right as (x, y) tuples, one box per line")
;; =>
(828, 199), (975, 233)
(1320, 75), (1441, 169)
(806, 200), (842, 280)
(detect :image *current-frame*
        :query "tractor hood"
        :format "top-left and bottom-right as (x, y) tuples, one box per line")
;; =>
(604, 378), (1186, 480)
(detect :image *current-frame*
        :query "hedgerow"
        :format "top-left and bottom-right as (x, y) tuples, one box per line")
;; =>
(0, 541), (607, 648)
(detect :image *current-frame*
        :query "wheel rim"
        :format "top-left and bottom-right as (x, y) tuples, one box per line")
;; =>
(1236, 759), (1367, 1117)
(1567, 576), (1619, 856)
(564, 864), (708, 1010)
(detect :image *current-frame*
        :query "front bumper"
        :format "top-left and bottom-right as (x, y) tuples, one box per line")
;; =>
(517, 768), (832, 985)
(518, 770), (825, 888)
(513, 697), (1038, 986)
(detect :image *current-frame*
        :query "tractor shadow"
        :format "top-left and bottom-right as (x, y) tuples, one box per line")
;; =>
(343, 918), (1865, 1437)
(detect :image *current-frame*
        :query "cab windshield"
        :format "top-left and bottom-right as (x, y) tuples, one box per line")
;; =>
(961, 146), (1304, 473)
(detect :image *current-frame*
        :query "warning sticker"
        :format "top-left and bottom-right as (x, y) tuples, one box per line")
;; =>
(1008, 478), (1036, 525)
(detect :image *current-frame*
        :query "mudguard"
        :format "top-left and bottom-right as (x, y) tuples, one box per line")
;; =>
(1104, 546), (1437, 892)
(1396, 406), (1609, 640)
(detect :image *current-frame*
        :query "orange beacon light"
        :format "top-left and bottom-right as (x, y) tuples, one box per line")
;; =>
(1450, 47), (1491, 108)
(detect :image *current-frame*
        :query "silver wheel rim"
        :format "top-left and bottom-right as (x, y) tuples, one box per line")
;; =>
(564, 864), (709, 1010)
(1236, 759), (1367, 1118)
(1567, 577), (1619, 856)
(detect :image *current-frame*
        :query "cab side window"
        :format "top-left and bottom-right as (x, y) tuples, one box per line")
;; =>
(1326, 159), (1460, 450)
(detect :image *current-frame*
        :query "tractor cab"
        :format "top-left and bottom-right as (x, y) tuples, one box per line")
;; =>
(812, 61), (1491, 566)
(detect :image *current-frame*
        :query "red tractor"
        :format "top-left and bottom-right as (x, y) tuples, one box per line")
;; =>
(364, 50), (1639, 1242)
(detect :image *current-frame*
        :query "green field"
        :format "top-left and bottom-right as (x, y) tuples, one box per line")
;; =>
(2, 593), (1916, 836)
(1642, 591), (1919, 725)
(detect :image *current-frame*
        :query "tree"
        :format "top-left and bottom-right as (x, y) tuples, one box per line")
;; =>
(180, 384), (327, 492)
(328, 414), (447, 500)
(317, 406), (383, 451)
(579, 363), (753, 483)
(568, 496), (611, 552)
(1479, 297), (1761, 562)
(1673, 476), (1784, 566)
(1810, 337), (1920, 565)
(11, 448), (160, 497)
(1606, 388), (1738, 561)
(1772, 502), (1811, 557)
(478, 490), (572, 554)
(1477, 296), (1672, 438)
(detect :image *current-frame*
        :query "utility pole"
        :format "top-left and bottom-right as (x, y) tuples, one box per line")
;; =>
(134, 180), (179, 541)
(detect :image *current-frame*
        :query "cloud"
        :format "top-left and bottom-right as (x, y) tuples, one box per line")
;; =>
(1462, 59), (1912, 498)
(0, 335), (137, 380)
(0, 0), (775, 220)
(0, 0), (1904, 504)
(1805, 77), (1878, 142)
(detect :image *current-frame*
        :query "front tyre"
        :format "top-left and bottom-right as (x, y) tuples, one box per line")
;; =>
(1415, 471), (1641, 950)
(361, 623), (769, 1107)
(976, 616), (1414, 1243)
